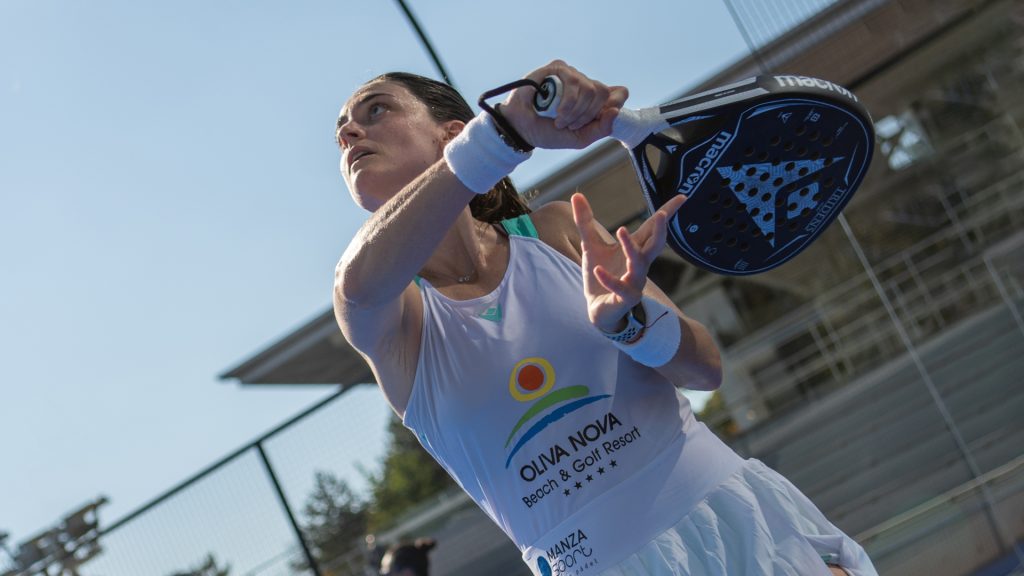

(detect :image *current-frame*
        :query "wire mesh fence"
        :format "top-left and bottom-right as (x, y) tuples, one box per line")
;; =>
(0, 387), (396, 576)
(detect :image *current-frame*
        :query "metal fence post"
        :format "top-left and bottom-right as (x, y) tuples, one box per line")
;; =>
(255, 442), (323, 576)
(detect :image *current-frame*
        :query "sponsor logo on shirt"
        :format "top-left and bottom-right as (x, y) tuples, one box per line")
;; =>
(505, 358), (645, 511)
(540, 528), (599, 576)
(478, 304), (502, 323)
(505, 358), (610, 470)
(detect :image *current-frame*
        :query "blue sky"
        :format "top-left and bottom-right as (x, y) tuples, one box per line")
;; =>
(0, 0), (750, 556)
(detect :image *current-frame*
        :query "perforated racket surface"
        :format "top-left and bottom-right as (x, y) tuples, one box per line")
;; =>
(617, 75), (874, 275)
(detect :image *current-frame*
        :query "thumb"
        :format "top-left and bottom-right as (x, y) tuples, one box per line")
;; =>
(575, 107), (621, 145)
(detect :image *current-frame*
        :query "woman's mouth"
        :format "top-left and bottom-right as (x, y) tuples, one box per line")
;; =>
(348, 148), (375, 170)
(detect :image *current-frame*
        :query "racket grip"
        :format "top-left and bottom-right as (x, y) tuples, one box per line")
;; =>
(533, 75), (562, 118)
(611, 107), (669, 149)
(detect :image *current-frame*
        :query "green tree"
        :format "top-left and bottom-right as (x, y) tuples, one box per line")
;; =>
(293, 471), (369, 575)
(365, 416), (455, 532)
(698, 390), (738, 439)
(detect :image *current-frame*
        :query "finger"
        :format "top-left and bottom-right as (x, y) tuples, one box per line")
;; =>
(564, 89), (597, 131)
(635, 194), (687, 244)
(547, 62), (586, 128)
(524, 58), (568, 84)
(553, 75), (581, 129)
(658, 194), (688, 218)
(643, 203), (679, 257)
(558, 78), (596, 130)
(647, 213), (670, 256)
(566, 81), (609, 131)
(616, 226), (645, 280)
(617, 228), (654, 294)
(579, 249), (601, 291)
(571, 193), (606, 247)
(548, 63), (590, 129)
(632, 208), (664, 249)
(569, 82), (626, 142)
(593, 265), (633, 300)
(571, 106), (620, 145)
(608, 85), (629, 109)
(647, 194), (687, 252)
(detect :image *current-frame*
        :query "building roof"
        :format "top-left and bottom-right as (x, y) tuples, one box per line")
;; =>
(219, 309), (370, 386)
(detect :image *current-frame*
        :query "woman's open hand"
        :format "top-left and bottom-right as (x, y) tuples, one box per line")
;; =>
(571, 192), (686, 333)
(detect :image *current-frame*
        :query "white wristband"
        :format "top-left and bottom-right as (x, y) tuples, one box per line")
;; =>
(610, 295), (681, 368)
(443, 112), (532, 194)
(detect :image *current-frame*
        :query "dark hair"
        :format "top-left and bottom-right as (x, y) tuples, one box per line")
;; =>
(382, 538), (437, 576)
(366, 72), (531, 223)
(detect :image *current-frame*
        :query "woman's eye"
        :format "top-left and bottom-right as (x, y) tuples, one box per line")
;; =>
(368, 103), (386, 118)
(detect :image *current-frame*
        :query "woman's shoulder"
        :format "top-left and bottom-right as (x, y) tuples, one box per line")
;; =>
(526, 201), (582, 264)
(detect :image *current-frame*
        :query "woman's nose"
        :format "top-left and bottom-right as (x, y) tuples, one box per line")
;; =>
(338, 119), (365, 148)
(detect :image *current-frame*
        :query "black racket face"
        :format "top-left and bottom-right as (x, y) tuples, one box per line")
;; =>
(631, 82), (874, 275)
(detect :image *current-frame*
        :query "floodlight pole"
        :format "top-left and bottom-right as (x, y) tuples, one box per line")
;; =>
(392, 0), (456, 87)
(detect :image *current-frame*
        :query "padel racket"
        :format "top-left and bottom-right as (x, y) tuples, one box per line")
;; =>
(533, 74), (875, 275)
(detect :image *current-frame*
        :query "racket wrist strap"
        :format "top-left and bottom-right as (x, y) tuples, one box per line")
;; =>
(607, 295), (681, 368)
(444, 111), (531, 194)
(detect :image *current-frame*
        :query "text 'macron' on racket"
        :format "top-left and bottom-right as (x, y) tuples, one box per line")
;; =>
(533, 74), (875, 276)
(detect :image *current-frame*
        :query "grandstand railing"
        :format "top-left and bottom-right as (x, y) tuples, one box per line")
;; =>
(715, 165), (1024, 424)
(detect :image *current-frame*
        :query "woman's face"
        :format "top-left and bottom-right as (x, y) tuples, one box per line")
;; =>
(337, 80), (455, 211)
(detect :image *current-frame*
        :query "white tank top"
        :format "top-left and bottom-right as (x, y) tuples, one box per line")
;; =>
(402, 215), (743, 576)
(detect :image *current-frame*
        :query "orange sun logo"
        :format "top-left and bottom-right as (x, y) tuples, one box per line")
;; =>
(509, 357), (555, 402)
(503, 357), (610, 469)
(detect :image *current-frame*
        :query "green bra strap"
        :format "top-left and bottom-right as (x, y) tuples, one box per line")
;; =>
(500, 213), (539, 238)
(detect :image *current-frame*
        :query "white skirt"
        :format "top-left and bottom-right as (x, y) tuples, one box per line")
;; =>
(598, 459), (877, 576)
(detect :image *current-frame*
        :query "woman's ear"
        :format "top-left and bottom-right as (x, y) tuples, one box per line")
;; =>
(442, 120), (465, 143)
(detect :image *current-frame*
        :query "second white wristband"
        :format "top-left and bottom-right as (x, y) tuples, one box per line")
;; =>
(610, 295), (681, 368)
(444, 112), (532, 194)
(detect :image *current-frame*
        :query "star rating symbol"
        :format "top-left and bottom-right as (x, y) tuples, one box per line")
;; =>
(586, 474), (593, 482)
(574, 481), (583, 490)
(598, 467), (605, 475)
(563, 489), (571, 497)
(610, 460), (618, 468)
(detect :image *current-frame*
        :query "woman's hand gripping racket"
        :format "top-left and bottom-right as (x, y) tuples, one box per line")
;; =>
(533, 74), (875, 275)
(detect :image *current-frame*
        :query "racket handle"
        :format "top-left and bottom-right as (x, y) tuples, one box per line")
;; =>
(612, 107), (669, 149)
(533, 75), (562, 118)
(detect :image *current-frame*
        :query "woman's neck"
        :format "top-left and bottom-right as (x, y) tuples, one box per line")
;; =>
(419, 210), (508, 295)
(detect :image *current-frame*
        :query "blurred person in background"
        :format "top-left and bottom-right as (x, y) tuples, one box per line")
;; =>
(379, 538), (436, 576)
